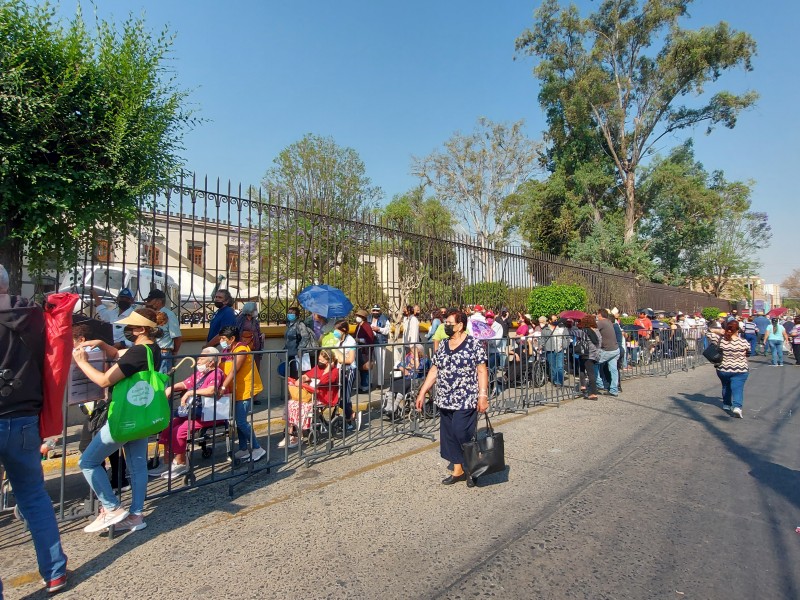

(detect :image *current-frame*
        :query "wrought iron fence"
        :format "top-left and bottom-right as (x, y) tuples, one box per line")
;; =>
(27, 174), (729, 321)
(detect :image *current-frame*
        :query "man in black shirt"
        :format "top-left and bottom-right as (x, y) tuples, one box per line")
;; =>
(0, 265), (69, 594)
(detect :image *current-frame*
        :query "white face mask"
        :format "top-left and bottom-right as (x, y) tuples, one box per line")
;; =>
(197, 363), (209, 374)
(355, 317), (363, 324)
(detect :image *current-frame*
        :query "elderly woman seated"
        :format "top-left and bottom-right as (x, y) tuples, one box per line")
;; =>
(148, 347), (226, 479)
(382, 344), (431, 417)
(281, 349), (340, 449)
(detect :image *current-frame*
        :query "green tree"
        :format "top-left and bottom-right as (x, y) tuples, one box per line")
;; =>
(379, 188), (461, 336)
(261, 134), (383, 286)
(0, 1), (195, 289)
(412, 118), (540, 280)
(637, 141), (720, 284)
(516, 0), (758, 245)
(694, 175), (770, 297)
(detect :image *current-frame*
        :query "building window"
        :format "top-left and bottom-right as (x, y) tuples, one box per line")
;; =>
(142, 244), (161, 266)
(227, 246), (240, 273)
(188, 243), (204, 266)
(95, 240), (111, 262)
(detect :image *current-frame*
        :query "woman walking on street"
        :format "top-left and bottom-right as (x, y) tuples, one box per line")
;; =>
(708, 320), (750, 418)
(763, 317), (789, 366)
(415, 309), (489, 488)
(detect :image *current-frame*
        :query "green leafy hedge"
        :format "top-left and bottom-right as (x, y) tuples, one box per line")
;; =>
(618, 315), (636, 326)
(527, 284), (587, 318)
(701, 307), (721, 321)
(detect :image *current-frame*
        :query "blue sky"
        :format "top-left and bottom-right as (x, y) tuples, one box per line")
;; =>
(54, 0), (798, 285)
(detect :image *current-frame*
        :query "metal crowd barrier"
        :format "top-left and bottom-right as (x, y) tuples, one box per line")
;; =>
(2, 326), (713, 537)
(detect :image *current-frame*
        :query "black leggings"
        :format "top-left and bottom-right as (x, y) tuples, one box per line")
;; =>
(793, 344), (800, 364)
(579, 358), (597, 395)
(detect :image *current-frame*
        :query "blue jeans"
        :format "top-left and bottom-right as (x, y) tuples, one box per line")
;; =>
(767, 339), (783, 365)
(596, 348), (620, 395)
(716, 370), (749, 408)
(234, 399), (261, 451)
(159, 350), (174, 375)
(546, 350), (564, 385)
(79, 421), (148, 514)
(0, 416), (67, 585)
(744, 333), (757, 356)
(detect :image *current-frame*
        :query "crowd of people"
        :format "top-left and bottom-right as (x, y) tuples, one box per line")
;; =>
(3, 259), (798, 595)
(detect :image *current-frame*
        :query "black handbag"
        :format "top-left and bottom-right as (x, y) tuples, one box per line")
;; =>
(703, 342), (723, 365)
(461, 413), (505, 479)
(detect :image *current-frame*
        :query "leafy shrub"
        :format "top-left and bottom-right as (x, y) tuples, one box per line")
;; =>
(701, 306), (721, 322)
(527, 284), (587, 318)
(618, 315), (636, 326)
(505, 287), (531, 314)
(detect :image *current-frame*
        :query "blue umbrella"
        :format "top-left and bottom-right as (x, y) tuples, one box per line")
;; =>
(297, 284), (353, 319)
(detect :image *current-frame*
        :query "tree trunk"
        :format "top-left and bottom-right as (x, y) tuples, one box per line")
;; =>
(623, 171), (637, 245)
(0, 225), (23, 293)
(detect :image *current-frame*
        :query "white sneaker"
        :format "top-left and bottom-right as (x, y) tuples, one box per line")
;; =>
(160, 462), (187, 479)
(84, 506), (128, 533)
(732, 407), (743, 418)
(355, 411), (364, 431)
(115, 513), (147, 532)
(277, 437), (287, 449)
(147, 463), (168, 478)
(251, 447), (266, 462)
(287, 438), (299, 449)
(234, 449), (250, 460)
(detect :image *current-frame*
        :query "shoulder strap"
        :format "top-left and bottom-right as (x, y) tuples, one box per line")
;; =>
(144, 344), (155, 372)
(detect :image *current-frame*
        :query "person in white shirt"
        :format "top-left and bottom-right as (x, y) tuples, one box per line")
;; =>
(92, 288), (135, 349)
(143, 289), (182, 374)
(369, 305), (390, 385)
(402, 304), (420, 347)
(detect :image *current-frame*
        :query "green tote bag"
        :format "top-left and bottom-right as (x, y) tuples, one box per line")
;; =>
(108, 345), (170, 443)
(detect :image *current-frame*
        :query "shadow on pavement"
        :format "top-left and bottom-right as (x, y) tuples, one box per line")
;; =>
(673, 391), (800, 512)
(475, 465), (510, 488)
(13, 464), (297, 600)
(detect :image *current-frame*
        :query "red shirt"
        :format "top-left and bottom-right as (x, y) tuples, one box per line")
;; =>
(303, 365), (340, 407)
(634, 317), (652, 339)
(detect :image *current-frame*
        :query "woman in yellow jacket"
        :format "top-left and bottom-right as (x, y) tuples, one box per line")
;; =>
(219, 325), (266, 462)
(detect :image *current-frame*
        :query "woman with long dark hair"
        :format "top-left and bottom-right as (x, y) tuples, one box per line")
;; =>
(707, 320), (750, 418)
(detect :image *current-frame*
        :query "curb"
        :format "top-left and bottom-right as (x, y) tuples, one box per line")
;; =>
(41, 397), (378, 475)
(41, 417), (288, 476)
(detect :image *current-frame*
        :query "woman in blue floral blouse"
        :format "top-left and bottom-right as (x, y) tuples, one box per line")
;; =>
(415, 308), (489, 487)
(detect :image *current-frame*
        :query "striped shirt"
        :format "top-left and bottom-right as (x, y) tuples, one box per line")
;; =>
(707, 333), (749, 373)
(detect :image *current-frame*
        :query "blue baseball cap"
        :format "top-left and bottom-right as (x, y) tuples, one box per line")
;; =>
(118, 288), (134, 299)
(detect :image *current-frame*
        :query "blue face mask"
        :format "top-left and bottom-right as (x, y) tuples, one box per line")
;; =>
(219, 340), (230, 350)
(333, 330), (343, 339)
(287, 314), (297, 322)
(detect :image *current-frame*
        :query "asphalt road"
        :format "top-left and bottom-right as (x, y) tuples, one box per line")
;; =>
(2, 355), (798, 600)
